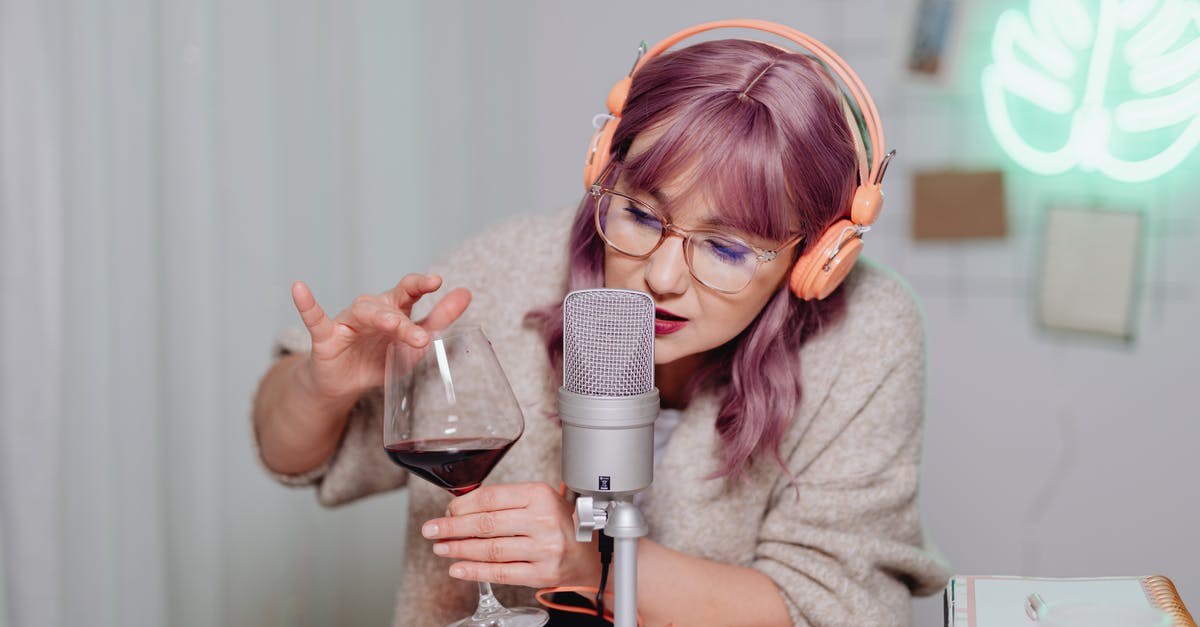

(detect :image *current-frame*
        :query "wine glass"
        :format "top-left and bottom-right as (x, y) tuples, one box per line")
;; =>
(383, 325), (548, 627)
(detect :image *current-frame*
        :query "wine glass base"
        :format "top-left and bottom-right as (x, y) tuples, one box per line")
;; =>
(446, 605), (548, 627)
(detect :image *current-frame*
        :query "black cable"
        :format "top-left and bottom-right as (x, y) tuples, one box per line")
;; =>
(595, 532), (614, 619)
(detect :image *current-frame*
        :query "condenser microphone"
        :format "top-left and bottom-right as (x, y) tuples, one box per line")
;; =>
(559, 288), (659, 498)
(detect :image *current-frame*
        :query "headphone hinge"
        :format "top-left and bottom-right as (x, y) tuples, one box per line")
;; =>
(628, 41), (648, 76)
(822, 224), (870, 271)
(873, 149), (897, 186)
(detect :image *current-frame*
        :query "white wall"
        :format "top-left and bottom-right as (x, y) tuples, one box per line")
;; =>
(2, 1), (1195, 625)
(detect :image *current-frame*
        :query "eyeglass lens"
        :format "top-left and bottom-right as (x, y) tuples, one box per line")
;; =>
(596, 192), (760, 293)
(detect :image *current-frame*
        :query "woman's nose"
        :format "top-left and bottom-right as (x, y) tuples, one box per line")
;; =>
(643, 235), (691, 296)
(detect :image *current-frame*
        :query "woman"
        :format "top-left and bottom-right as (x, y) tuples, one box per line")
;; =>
(254, 22), (949, 626)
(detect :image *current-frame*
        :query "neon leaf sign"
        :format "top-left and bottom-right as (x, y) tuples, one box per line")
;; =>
(982, 0), (1200, 182)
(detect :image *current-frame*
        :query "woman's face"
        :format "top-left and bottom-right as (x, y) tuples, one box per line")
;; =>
(602, 165), (796, 367)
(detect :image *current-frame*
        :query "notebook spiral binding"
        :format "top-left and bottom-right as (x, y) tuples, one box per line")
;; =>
(1143, 575), (1197, 627)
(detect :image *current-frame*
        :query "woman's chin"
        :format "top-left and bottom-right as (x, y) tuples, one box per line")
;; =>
(652, 340), (704, 367)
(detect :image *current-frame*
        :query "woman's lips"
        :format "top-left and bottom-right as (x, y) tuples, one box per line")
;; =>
(655, 319), (687, 335)
(654, 308), (688, 335)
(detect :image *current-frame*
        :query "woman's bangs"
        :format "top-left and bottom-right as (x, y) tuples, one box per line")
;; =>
(620, 98), (799, 244)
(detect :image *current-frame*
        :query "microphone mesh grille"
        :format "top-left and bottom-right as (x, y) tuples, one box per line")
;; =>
(562, 289), (655, 396)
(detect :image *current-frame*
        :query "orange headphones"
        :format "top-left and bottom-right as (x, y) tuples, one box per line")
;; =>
(583, 19), (895, 301)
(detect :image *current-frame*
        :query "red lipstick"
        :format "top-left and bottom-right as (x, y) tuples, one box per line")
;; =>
(654, 307), (688, 335)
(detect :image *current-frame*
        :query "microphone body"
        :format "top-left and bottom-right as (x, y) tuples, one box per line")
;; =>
(559, 389), (658, 497)
(558, 288), (658, 498)
(558, 288), (656, 627)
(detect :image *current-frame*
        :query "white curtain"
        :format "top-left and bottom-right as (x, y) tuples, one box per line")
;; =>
(0, 0), (613, 621)
(2, 2), (67, 625)
(0, 1), (451, 624)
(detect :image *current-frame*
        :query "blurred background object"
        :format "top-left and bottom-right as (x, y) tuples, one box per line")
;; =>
(912, 169), (1008, 240)
(2, 1), (1197, 625)
(1038, 206), (1143, 339)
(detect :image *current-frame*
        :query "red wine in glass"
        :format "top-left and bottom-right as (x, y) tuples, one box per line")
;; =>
(384, 437), (515, 496)
(383, 326), (547, 627)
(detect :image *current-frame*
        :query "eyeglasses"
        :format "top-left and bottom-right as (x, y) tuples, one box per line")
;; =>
(589, 173), (803, 294)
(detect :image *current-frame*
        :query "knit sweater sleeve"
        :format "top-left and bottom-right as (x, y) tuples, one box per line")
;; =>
(251, 326), (407, 507)
(751, 265), (950, 625)
(252, 208), (573, 508)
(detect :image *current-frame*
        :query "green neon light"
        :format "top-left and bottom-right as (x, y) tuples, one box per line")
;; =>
(982, 0), (1200, 182)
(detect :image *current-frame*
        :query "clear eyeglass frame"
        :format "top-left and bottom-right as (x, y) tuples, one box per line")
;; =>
(588, 163), (804, 294)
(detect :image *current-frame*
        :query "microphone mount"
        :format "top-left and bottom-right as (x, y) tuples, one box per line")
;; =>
(572, 495), (648, 627)
(573, 496), (649, 543)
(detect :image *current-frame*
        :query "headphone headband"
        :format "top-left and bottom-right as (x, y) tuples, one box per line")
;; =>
(622, 19), (886, 189)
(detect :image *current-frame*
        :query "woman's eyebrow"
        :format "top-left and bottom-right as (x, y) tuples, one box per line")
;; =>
(648, 187), (669, 206)
(702, 215), (744, 230)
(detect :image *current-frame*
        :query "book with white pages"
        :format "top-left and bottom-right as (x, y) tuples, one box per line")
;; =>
(944, 575), (1196, 627)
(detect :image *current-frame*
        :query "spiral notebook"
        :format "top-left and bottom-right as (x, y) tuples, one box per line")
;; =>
(944, 575), (1196, 627)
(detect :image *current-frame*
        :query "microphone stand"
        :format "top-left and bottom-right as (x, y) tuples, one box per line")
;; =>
(575, 496), (648, 627)
(557, 289), (659, 627)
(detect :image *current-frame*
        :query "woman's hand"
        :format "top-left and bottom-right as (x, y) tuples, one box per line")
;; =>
(253, 274), (467, 476)
(291, 274), (471, 403)
(422, 482), (602, 589)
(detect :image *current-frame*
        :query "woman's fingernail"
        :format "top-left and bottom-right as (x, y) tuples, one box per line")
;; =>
(413, 328), (428, 342)
(432, 543), (448, 556)
(421, 523), (438, 538)
(449, 566), (465, 578)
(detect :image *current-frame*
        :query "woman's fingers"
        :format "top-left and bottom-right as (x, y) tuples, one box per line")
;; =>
(446, 483), (548, 518)
(336, 294), (426, 345)
(428, 484), (564, 542)
(432, 535), (543, 564)
(426, 483), (594, 589)
(418, 287), (472, 334)
(384, 273), (443, 312)
(422, 507), (531, 541)
(299, 274), (464, 362)
(383, 274), (472, 338)
(291, 281), (336, 345)
(445, 561), (542, 586)
(425, 484), (567, 546)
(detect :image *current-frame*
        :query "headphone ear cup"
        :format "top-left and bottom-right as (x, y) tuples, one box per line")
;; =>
(607, 77), (632, 117)
(789, 218), (863, 301)
(583, 120), (619, 187)
(850, 183), (883, 226)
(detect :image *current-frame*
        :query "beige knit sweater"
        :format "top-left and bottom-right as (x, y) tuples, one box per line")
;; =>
(260, 208), (950, 626)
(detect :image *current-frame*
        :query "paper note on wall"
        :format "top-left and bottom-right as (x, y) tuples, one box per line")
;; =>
(1039, 206), (1142, 340)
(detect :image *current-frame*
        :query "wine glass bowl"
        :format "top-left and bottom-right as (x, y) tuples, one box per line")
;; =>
(383, 325), (547, 627)
(384, 326), (525, 496)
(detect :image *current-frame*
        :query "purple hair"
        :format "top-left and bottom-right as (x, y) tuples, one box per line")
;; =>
(526, 39), (856, 480)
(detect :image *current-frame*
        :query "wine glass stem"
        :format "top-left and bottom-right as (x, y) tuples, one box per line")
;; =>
(471, 581), (507, 619)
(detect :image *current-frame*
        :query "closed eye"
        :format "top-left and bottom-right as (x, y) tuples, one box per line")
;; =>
(699, 237), (754, 264)
(622, 205), (662, 229)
